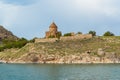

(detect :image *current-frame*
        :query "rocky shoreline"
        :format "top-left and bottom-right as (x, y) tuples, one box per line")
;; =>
(2, 58), (120, 64)
(2, 51), (120, 64)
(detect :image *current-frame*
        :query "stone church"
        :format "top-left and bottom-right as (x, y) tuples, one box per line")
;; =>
(45, 22), (61, 38)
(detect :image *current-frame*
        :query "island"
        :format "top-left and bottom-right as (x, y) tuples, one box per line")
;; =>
(0, 22), (120, 64)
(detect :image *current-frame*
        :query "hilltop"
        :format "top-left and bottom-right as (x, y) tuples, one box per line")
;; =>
(0, 36), (120, 63)
(0, 25), (29, 52)
(0, 25), (18, 40)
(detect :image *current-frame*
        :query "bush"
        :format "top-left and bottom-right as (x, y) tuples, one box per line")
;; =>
(56, 32), (62, 39)
(48, 35), (55, 38)
(89, 31), (96, 36)
(77, 32), (82, 34)
(64, 33), (72, 36)
(0, 37), (28, 51)
(103, 31), (115, 36)
(29, 37), (38, 43)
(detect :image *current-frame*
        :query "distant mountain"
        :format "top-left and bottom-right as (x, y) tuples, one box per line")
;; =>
(0, 25), (18, 40)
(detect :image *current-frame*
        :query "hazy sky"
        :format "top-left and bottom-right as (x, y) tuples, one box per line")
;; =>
(0, 0), (120, 39)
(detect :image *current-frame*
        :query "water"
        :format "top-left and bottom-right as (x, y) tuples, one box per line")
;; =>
(0, 64), (120, 80)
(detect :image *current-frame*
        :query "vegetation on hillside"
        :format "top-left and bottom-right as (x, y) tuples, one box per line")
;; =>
(64, 33), (72, 36)
(0, 38), (29, 51)
(88, 31), (96, 36)
(77, 32), (82, 34)
(103, 31), (115, 36)
(1, 36), (120, 61)
(0, 27), (120, 62)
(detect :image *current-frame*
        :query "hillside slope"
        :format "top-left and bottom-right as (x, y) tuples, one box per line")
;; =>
(0, 36), (120, 63)
(0, 25), (18, 40)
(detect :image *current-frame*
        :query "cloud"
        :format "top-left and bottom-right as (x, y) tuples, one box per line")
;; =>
(1, 0), (38, 5)
(0, 0), (120, 39)
(0, 2), (19, 28)
(74, 0), (119, 17)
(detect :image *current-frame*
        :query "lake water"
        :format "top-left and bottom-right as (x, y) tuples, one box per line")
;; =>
(0, 64), (120, 80)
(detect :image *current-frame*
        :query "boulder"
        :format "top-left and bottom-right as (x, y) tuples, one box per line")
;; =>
(97, 48), (105, 56)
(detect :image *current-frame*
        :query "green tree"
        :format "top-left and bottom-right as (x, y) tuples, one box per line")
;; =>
(56, 32), (62, 40)
(89, 31), (96, 36)
(64, 33), (72, 36)
(29, 37), (38, 43)
(19, 37), (28, 41)
(77, 32), (82, 34)
(48, 35), (55, 38)
(103, 31), (114, 36)
(0, 37), (29, 51)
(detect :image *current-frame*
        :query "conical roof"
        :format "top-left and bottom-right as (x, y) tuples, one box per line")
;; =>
(49, 22), (57, 28)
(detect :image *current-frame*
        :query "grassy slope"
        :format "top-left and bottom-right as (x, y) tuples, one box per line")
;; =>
(0, 36), (120, 60)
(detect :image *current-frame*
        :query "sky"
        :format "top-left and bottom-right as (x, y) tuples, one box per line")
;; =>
(0, 0), (120, 39)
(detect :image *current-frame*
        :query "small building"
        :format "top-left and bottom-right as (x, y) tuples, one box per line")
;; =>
(45, 22), (61, 38)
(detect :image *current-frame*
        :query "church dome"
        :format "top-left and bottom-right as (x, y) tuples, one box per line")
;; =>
(49, 22), (57, 28)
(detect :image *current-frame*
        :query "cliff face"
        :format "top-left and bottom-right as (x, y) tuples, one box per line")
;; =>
(0, 25), (18, 40)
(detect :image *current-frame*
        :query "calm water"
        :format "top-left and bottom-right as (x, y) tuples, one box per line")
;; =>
(0, 64), (120, 80)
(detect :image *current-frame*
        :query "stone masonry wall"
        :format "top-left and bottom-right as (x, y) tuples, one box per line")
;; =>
(35, 38), (58, 43)
(60, 34), (92, 41)
(35, 34), (92, 43)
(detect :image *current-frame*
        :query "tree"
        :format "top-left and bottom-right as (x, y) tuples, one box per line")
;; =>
(64, 33), (72, 36)
(0, 37), (29, 51)
(19, 37), (28, 41)
(103, 31), (114, 36)
(56, 32), (62, 40)
(48, 35), (55, 38)
(77, 32), (82, 34)
(89, 31), (96, 36)
(29, 37), (38, 43)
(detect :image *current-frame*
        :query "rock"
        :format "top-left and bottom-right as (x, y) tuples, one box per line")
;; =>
(18, 52), (39, 62)
(105, 52), (116, 59)
(30, 55), (39, 62)
(43, 55), (55, 61)
(97, 48), (105, 56)
(85, 50), (91, 54)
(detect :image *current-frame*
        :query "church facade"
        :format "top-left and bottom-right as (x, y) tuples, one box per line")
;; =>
(45, 22), (61, 38)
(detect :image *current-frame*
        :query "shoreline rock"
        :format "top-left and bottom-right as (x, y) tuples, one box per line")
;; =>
(3, 54), (120, 64)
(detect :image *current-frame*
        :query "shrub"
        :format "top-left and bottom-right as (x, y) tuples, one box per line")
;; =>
(48, 35), (55, 38)
(64, 33), (72, 36)
(89, 31), (96, 36)
(77, 32), (82, 34)
(0, 37), (28, 51)
(29, 37), (38, 43)
(56, 32), (62, 40)
(103, 31), (115, 36)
